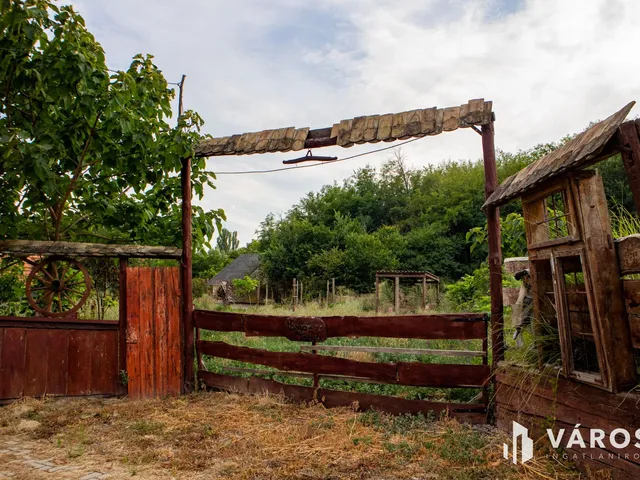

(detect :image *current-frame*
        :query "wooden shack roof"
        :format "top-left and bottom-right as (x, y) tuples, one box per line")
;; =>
(484, 101), (635, 208)
(195, 99), (493, 158)
(207, 254), (261, 285)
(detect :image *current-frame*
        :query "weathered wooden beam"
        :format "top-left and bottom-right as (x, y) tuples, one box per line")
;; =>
(181, 155), (195, 392)
(482, 119), (504, 368)
(298, 344), (486, 357)
(0, 316), (119, 330)
(193, 310), (488, 340)
(0, 240), (181, 259)
(199, 371), (487, 422)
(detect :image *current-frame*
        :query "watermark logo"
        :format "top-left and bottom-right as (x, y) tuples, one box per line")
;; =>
(503, 421), (534, 464)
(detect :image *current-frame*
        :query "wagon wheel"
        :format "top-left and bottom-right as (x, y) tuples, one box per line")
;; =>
(26, 256), (92, 317)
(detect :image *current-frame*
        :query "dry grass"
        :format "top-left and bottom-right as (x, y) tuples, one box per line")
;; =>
(0, 393), (583, 480)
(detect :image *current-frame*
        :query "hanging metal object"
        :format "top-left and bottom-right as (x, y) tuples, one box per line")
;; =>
(282, 149), (338, 165)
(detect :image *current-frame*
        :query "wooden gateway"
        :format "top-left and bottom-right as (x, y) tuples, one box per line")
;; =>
(485, 101), (640, 478)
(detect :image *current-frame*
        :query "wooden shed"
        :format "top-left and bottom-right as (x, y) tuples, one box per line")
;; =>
(207, 254), (262, 304)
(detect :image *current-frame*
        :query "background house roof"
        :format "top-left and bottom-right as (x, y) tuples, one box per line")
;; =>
(208, 254), (261, 285)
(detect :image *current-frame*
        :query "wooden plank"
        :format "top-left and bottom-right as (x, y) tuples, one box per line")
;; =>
(336, 119), (354, 147)
(154, 268), (168, 396)
(623, 279), (640, 314)
(0, 240), (181, 258)
(298, 345), (485, 357)
(126, 266), (141, 399)
(0, 316), (119, 330)
(419, 107), (437, 135)
(616, 234), (640, 275)
(138, 267), (155, 397)
(198, 341), (397, 383)
(220, 366), (391, 385)
(0, 328), (26, 399)
(118, 258), (127, 395)
(376, 114), (394, 141)
(199, 371), (486, 423)
(442, 106), (460, 131)
(90, 331), (118, 395)
(235, 312), (488, 340)
(23, 329), (49, 397)
(166, 267), (182, 395)
(576, 173), (636, 391)
(193, 310), (244, 332)
(390, 112), (406, 139)
(349, 116), (367, 144)
(67, 331), (93, 395)
(496, 367), (640, 426)
(46, 330), (69, 395)
(362, 115), (380, 143)
(397, 363), (489, 388)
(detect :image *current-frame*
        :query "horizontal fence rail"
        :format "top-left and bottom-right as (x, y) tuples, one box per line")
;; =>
(194, 310), (488, 341)
(194, 310), (489, 423)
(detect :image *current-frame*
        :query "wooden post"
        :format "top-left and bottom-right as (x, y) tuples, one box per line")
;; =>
(394, 276), (400, 313)
(257, 280), (261, 305)
(617, 121), (640, 215)
(292, 278), (297, 312)
(422, 276), (427, 310)
(118, 257), (128, 395)
(375, 274), (380, 314)
(178, 74), (194, 392)
(436, 282), (440, 306)
(299, 281), (303, 305)
(326, 280), (330, 307)
(265, 281), (269, 304)
(482, 118), (504, 367)
(332, 277), (336, 303)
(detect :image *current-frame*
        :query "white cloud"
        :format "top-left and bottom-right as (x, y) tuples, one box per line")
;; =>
(70, 0), (640, 245)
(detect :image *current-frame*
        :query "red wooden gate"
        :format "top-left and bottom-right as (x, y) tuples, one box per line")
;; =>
(124, 266), (182, 399)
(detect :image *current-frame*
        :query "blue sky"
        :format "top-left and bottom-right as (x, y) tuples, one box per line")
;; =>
(70, 0), (640, 245)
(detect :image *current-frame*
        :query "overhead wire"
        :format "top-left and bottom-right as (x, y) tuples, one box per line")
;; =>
(212, 137), (423, 175)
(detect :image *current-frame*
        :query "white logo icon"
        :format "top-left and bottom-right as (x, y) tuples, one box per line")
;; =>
(503, 421), (534, 464)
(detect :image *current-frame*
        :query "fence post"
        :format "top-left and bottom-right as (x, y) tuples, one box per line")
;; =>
(332, 277), (336, 303)
(326, 280), (330, 307)
(292, 278), (297, 312)
(422, 276), (427, 310)
(375, 274), (380, 314)
(394, 276), (400, 313)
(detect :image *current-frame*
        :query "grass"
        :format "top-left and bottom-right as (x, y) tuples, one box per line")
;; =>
(0, 394), (582, 479)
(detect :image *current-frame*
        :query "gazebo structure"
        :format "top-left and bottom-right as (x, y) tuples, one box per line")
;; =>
(375, 270), (440, 313)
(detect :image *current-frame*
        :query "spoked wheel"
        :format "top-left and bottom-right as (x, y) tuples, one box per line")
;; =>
(25, 256), (92, 317)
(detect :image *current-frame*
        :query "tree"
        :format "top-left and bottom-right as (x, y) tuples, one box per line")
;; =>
(0, 0), (224, 249)
(216, 228), (239, 254)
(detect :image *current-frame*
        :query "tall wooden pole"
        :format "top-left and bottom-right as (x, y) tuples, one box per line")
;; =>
(332, 277), (336, 303)
(179, 74), (195, 392)
(617, 121), (640, 215)
(292, 278), (297, 312)
(421, 276), (427, 310)
(482, 117), (504, 367)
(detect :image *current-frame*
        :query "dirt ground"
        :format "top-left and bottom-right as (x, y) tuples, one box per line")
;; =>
(0, 392), (583, 479)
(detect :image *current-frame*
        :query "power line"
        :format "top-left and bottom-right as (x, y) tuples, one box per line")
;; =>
(212, 137), (422, 175)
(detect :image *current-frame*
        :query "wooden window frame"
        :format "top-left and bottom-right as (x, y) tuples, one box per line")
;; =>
(551, 248), (608, 387)
(523, 181), (580, 250)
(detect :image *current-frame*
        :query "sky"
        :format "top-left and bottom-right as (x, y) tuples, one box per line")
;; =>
(70, 0), (640, 245)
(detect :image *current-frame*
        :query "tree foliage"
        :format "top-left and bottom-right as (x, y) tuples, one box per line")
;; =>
(0, 0), (224, 249)
(257, 143), (632, 295)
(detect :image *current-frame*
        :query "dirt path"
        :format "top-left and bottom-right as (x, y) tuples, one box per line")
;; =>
(0, 393), (579, 480)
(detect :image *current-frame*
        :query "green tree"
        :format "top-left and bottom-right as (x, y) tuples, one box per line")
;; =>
(216, 228), (239, 254)
(0, 0), (224, 249)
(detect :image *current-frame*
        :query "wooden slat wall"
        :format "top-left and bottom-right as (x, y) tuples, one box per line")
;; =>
(125, 266), (182, 399)
(496, 366), (640, 479)
(0, 323), (119, 401)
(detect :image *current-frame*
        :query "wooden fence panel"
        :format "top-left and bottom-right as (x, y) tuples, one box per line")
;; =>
(0, 321), (119, 402)
(126, 266), (182, 399)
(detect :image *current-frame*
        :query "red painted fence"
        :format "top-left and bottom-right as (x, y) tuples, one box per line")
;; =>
(195, 310), (490, 423)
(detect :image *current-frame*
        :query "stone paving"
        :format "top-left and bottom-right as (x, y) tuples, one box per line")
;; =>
(0, 439), (110, 479)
